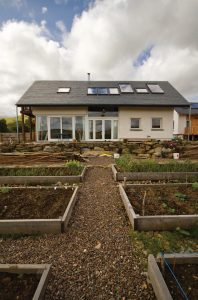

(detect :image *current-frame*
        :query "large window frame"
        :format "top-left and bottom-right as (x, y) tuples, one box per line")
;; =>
(36, 115), (85, 142)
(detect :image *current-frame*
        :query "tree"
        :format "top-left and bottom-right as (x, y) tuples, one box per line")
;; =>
(0, 119), (8, 132)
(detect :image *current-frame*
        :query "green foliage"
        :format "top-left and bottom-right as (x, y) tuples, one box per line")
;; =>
(64, 160), (84, 175)
(174, 192), (187, 201)
(0, 119), (9, 133)
(130, 230), (197, 256)
(192, 182), (198, 189)
(0, 187), (10, 193)
(0, 163), (84, 176)
(116, 155), (198, 172)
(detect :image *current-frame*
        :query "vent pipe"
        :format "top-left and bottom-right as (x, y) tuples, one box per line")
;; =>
(87, 72), (90, 81)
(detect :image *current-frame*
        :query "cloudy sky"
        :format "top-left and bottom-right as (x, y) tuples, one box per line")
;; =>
(0, 0), (198, 116)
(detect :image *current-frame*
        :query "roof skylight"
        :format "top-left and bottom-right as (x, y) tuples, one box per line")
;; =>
(97, 88), (108, 95)
(88, 87), (97, 95)
(136, 88), (149, 93)
(147, 84), (164, 93)
(109, 88), (119, 95)
(119, 84), (133, 93)
(57, 87), (70, 93)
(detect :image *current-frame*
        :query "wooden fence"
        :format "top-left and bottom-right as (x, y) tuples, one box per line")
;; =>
(0, 132), (35, 143)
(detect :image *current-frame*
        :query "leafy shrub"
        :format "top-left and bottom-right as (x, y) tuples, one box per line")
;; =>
(64, 160), (84, 175)
(116, 155), (198, 172)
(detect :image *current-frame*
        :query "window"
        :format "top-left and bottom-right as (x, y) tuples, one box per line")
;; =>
(119, 84), (133, 93)
(131, 118), (140, 129)
(147, 84), (164, 93)
(97, 87), (108, 95)
(37, 116), (48, 141)
(135, 88), (149, 93)
(109, 88), (119, 95)
(88, 87), (97, 95)
(75, 116), (85, 141)
(88, 106), (118, 117)
(57, 87), (70, 93)
(152, 118), (162, 129)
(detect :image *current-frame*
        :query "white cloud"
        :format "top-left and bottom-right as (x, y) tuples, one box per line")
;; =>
(0, 0), (198, 116)
(42, 6), (48, 14)
(0, 0), (25, 9)
(0, 21), (71, 116)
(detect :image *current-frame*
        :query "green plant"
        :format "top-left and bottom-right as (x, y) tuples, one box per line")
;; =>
(64, 160), (84, 175)
(116, 155), (198, 173)
(175, 192), (187, 201)
(168, 208), (176, 214)
(0, 163), (84, 176)
(0, 187), (10, 193)
(130, 230), (197, 256)
(192, 182), (198, 189)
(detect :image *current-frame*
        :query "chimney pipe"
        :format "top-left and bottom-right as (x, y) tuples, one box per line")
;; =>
(87, 72), (90, 81)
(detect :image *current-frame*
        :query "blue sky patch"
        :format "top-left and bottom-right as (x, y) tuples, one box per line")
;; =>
(133, 45), (154, 67)
(0, 0), (94, 37)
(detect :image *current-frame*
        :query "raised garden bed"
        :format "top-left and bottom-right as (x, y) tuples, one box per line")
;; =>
(0, 264), (51, 300)
(0, 186), (78, 234)
(0, 165), (86, 185)
(112, 164), (198, 182)
(119, 183), (198, 230)
(148, 253), (198, 300)
(113, 157), (198, 182)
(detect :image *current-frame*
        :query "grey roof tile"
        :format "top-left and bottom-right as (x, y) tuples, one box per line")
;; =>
(16, 80), (189, 107)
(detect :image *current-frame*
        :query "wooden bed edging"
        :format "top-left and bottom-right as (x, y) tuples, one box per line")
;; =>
(0, 263), (51, 300)
(112, 164), (198, 181)
(0, 167), (87, 185)
(119, 184), (198, 231)
(0, 186), (79, 234)
(148, 253), (198, 300)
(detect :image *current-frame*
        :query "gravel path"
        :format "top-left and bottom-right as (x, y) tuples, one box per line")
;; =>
(0, 160), (155, 299)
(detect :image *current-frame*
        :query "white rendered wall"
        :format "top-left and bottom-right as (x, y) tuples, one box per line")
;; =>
(118, 107), (174, 140)
(173, 110), (186, 135)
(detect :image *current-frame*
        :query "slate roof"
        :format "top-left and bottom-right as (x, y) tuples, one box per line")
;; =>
(16, 80), (189, 107)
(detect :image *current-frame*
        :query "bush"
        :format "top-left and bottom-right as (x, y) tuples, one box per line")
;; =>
(116, 155), (198, 172)
(65, 160), (84, 175)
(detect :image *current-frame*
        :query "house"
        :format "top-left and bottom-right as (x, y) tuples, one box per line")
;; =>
(16, 81), (189, 142)
(174, 103), (198, 140)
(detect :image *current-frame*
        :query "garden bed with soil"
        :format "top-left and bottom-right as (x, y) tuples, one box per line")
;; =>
(148, 253), (198, 300)
(126, 184), (198, 216)
(119, 183), (198, 231)
(0, 186), (78, 234)
(0, 264), (50, 300)
(0, 165), (86, 184)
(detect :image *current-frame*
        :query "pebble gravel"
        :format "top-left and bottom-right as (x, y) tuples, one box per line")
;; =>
(0, 158), (155, 299)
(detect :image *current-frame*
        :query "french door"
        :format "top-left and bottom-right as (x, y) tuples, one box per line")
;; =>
(49, 116), (85, 141)
(88, 119), (118, 140)
(50, 116), (73, 140)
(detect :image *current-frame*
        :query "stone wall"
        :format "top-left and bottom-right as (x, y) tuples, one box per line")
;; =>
(0, 140), (185, 158)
